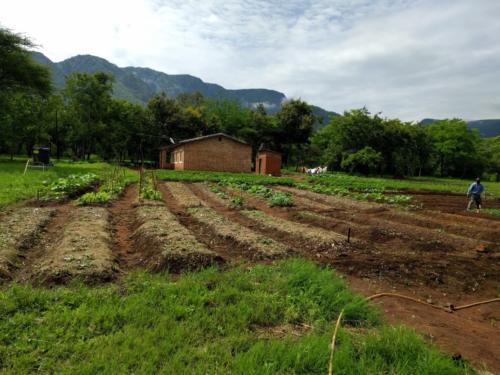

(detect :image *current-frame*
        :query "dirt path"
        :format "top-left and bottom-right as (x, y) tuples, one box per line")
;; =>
(107, 184), (139, 271)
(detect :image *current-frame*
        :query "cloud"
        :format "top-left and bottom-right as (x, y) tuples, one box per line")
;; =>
(1, 0), (499, 121)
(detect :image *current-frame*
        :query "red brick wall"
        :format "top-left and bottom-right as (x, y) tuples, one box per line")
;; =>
(256, 152), (281, 176)
(172, 136), (251, 172)
(172, 146), (185, 170)
(159, 150), (174, 169)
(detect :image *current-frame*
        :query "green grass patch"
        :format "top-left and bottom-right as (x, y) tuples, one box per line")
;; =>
(482, 208), (500, 216)
(156, 169), (295, 186)
(0, 159), (137, 209)
(309, 172), (500, 197)
(295, 182), (414, 206)
(0, 259), (468, 374)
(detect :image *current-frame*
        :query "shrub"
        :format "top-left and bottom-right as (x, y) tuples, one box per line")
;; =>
(341, 147), (383, 175)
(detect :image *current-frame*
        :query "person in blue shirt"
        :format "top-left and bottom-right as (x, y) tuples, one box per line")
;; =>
(467, 177), (485, 213)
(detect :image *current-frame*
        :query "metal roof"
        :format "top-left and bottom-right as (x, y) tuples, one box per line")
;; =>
(160, 133), (249, 150)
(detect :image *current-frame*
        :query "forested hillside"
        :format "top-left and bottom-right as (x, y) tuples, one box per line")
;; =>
(31, 52), (338, 124)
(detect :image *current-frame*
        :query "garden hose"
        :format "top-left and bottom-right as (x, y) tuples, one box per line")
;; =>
(366, 293), (500, 313)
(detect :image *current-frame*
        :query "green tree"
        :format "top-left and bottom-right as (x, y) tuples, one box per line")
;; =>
(203, 98), (252, 136)
(99, 99), (149, 162)
(63, 72), (114, 159)
(0, 28), (51, 95)
(427, 119), (485, 177)
(341, 146), (383, 174)
(0, 28), (52, 158)
(311, 109), (435, 176)
(311, 108), (384, 171)
(483, 136), (500, 181)
(275, 99), (315, 166)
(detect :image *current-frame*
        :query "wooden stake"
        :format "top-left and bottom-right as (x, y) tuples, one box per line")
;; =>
(23, 159), (30, 175)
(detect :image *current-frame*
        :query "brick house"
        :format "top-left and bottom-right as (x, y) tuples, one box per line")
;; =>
(159, 133), (252, 172)
(255, 149), (282, 176)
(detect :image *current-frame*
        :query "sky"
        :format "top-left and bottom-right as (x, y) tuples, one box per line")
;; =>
(1, 0), (499, 121)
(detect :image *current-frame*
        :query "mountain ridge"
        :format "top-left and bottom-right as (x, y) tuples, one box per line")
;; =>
(420, 118), (500, 137)
(31, 52), (338, 125)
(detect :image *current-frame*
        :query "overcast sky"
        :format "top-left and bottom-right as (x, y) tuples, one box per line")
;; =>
(1, 0), (499, 121)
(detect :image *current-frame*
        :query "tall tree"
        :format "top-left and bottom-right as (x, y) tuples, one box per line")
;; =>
(63, 72), (114, 159)
(0, 28), (52, 158)
(482, 136), (500, 181)
(0, 28), (51, 95)
(427, 119), (485, 177)
(275, 99), (315, 165)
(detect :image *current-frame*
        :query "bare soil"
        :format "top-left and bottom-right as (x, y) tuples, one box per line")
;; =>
(107, 185), (140, 271)
(0, 207), (56, 281)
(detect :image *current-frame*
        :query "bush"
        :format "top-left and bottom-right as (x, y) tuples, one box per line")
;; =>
(341, 147), (383, 175)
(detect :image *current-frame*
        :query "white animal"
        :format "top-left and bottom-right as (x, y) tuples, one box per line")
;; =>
(306, 166), (327, 175)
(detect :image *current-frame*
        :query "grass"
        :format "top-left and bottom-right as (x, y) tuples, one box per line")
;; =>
(0, 158), (137, 209)
(3, 157), (497, 209)
(309, 172), (500, 197)
(0, 259), (468, 374)
(483, 208), (500, 216)
(156, 169), (295, 186)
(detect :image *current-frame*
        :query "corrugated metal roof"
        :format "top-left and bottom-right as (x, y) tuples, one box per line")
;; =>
(160, 133), (249, 150)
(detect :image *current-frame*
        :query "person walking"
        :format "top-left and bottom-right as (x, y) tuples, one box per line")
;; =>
(467, 178), (485, 213)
